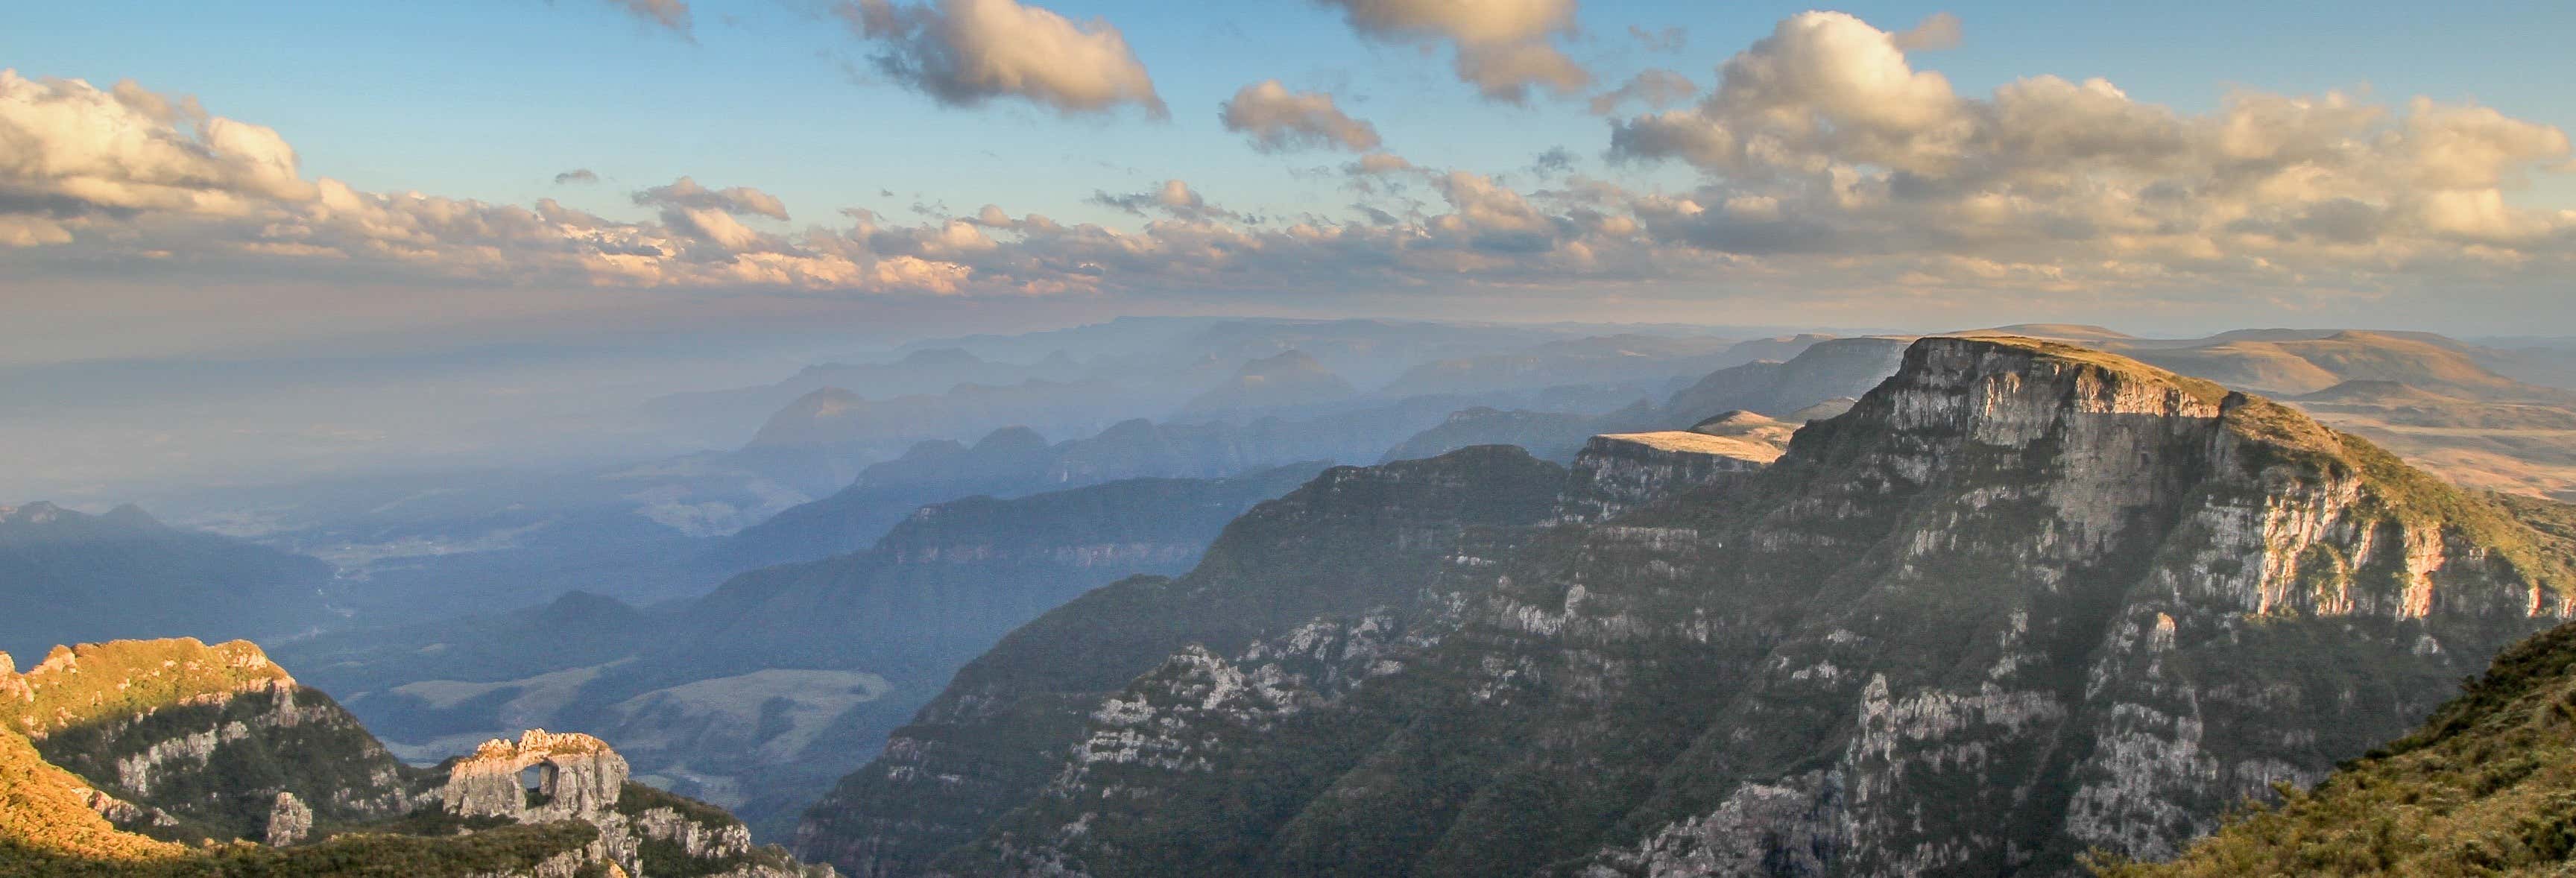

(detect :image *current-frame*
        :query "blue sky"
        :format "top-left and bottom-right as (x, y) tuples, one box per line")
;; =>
(5, 0), (2576, 359)
(14, 0), (2572, 227)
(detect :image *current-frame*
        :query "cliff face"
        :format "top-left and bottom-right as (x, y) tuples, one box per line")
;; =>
(2100, 614), (2576, 877)
(815, 336), (2574, 877)
(1556, 431), (1783, 522)
(791, 446), (1569, 877)
(0, 638), (833, 877)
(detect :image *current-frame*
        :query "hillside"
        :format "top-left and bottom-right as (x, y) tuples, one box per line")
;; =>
(2100, 615), (2576, 876)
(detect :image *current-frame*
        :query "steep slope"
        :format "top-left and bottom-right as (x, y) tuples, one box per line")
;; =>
(792, 446), (1570, 877)
(0, 503), (333, 659)
(880, 336), (2573, 877)
(0, 638), (829, 877)
(2098, 611), (2576, 877)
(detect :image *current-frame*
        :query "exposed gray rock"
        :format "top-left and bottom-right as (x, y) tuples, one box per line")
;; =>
(264, 790), (312, 847)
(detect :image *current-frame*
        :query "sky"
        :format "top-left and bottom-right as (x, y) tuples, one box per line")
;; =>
(6, 0), (2576, 367)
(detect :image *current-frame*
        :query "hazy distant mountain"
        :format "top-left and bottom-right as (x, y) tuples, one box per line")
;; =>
(1380, 338), (1906, 466)
(0, 502), (332, 657)
(719, 400), (1466, 569)
(2124, 330), (2563, 399)
(1380, 404), (1659, 463)
(287, 467), (1321, 839)
(1661, 336), (1916, 422)
(1175, 350), (1362, 419)
(1374, 334), (1741, 398)
(642, 347), (1060, 443)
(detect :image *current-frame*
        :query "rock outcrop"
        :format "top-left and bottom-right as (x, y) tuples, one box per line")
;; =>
(262, 791), (311, 846)
(1558, 430), (1783, 522)
(0, 637), (835, 877)
(441, 729), (630, 821)
(801, 336), (2576, 877)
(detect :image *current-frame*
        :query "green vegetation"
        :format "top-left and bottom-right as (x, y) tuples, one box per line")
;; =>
(10, 639), (291, 739)
(2094, 621), (2576, 877)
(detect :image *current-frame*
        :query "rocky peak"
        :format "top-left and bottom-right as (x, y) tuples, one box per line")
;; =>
(441, 728), (629, 821)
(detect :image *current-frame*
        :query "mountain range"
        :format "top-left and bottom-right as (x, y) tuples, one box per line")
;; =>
(793, 335), (2576, 877)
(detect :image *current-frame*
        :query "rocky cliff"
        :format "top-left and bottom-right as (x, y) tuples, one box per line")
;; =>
(2099, 610), (2576, 875)
(1556, 431), (1782, 523)
(805, 335), (2575, 877)
(0, 638), (831, 877)
(791, 446), (1569, 877)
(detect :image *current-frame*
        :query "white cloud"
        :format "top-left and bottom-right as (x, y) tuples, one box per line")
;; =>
(1219, 80), (1381, 153)
(1603, 10), (2575, 290)
(1311, 0), (1591, 102)
(839, 0), (1165, 116)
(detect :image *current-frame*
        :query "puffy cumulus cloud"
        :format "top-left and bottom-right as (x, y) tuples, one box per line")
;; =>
(0, 69), (312, 238)
(1219, 80), (1381, 153)
(839, 0), (1165, 117)
(0, 71), (981, 294)
(1604, 10), (2576, 292)
(1311, 0), (1590, 103)
(602, 0), (692, 36)
(553, 168), (600, 185)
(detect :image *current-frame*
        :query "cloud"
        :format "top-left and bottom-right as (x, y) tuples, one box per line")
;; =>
(1588, 68), (1695, 115)
(1088, 179), (1234, 221)
(1601, 10), (2575, 288)
(1219, 80), (1382, 153)
(838, 0), (1165, 117)
(0, 69), (311, 234)
(1629, 25), (1685, 53)
(1349, 151), (1416, 175)
(602, 0), (692, 36)
(1310, 0), (1591, 103)
(5, 33), (2575, 322)
(1892, 12), (1960, 51)
(553, 168), (600, 185)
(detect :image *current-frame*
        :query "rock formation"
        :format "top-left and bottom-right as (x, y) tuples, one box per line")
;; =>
(441, 729), (630, 821)
(1557, 430), (1782, 522)
(0, 637), (834, 877)
(798, 336), (2576, 877)
(262, 791), (310, 846)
